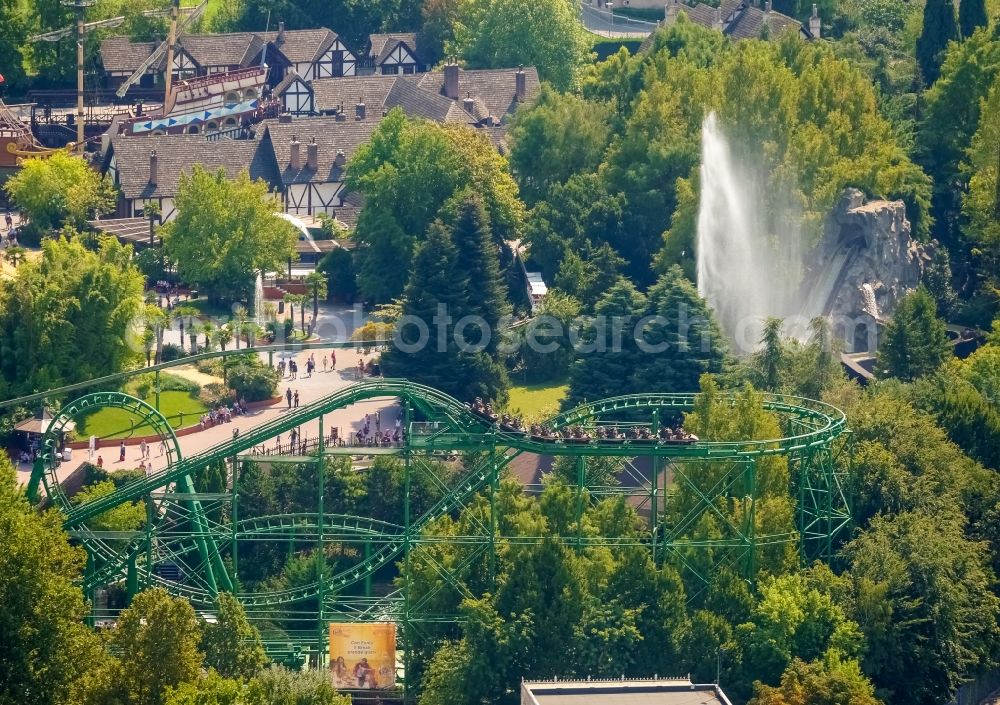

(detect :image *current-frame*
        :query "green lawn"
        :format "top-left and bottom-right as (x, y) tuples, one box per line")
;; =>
(507, 383), (568, 421)
(76, 391), (208, 440)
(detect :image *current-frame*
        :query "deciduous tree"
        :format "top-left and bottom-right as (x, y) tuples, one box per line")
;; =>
(161, 167), (297, 303)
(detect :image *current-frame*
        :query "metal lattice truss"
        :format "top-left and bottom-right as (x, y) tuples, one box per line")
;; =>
(34, 379), (851, 655)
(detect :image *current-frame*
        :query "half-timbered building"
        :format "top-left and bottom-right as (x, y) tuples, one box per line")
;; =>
(261, 115), (382, 218)
(103, 133), (283, 221)
(101, 24), (359, 93)
(366, 33), (426, 74)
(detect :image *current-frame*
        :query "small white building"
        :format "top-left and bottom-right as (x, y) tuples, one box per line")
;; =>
(526, 272), (548, 313)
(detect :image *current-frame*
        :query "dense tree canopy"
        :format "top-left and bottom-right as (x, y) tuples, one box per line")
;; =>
(448, 0), (591, 90)
(4, 153), (116, 244)
(347, 109), (524, 302)
(0, 455), (101, 705)
(161, 166), (298, 303)
(0, 235), (145, 398)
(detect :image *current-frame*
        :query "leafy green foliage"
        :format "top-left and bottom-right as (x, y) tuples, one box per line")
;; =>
(845, 512), (1000, 705)
(565, 268), (729, 407)
(959, 0), (989, 38)
(448, 0), (592, 90)
(749, 650), (883, 705)
(4, 153), (116, 243)
(961, 76), (1000, 303)
(109, 588), (206, 705)
(73, 480), (146, 532)
(201, 593), (268, 680)
(346, 109), (524, 302)
(244, 667), (350, 705)
(916, 0), (959, 85)
(0, 236), (145, 398)
(317, 248), (358, 303)
(0, 455), (102, 705)
(381, 215), (509, 402)
(161, 166), (297, 303)
(876, 287), (950, 381)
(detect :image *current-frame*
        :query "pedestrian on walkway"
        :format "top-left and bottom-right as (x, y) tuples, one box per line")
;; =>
(97, 455), (104, 468)
(322, 356), (328, 372)
(375, 411), (380, 432)
(159, 440), (166, 457)
(331, 350), (336, 369)
(119, 441), (126, 463)
(294, 390), (300, 408)
(286, 387), (293, 409)
(139, 440), (147, 459)
(358, 359), (364, 378)
(276, 434), (282, 451)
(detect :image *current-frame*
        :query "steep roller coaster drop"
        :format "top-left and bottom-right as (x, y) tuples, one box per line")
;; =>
(5, 343), (851, 675)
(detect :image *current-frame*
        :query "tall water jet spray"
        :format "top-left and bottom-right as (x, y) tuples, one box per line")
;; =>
(695, 112), (809, 353)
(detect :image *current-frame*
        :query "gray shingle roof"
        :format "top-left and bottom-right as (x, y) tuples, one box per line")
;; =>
(383, 78), (458, 123)
(725, 4), (803, 39)
(178, 32), (265, 69)
(309, 74), (401, 113)
(639, 1), (806, 52)
(367, 33), (423, 65)
(109, 133), (282, 199)
(258, 28), (340, 64)
(100, 36), (156, 73)
(261, 116), (383, 185)
(414, 66), (540, 122)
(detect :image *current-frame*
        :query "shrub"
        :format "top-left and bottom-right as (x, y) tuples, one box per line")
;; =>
(227, 364), (279, 402)
(160, 343), (186, 363)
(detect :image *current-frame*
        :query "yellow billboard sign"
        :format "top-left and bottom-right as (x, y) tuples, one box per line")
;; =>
(329, 622), (396, 689)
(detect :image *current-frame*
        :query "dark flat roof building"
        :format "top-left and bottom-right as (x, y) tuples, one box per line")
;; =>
(521, 678), (735, 705)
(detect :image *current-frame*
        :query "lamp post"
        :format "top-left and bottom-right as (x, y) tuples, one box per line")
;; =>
(65, 0), (95, 154)
(608, 0), (614, 37)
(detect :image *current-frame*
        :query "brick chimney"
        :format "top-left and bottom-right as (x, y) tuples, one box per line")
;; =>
(463, 93), (475, 114)
(335, 149), (346, 167)
(809, 3), (821, 38)
(277, 21), (286, 43)
(515, 65), (526, 101)
(290, 135), (300, 170)
(665, 0), (680, 24)
(355, 101), (366, 120)
(714, 5), (723, 31)
(307, 137), (318, 170)
(148, 149), (158, 186)
(278, 113), (292, 123)
(444, 59), (459, 100)
(764, 0), (772, 22)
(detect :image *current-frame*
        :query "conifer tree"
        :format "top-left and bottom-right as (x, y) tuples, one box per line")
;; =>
(382, 223), (508, 402)
(444, 192), (511, 357)
(917, 0), (959, 85)
(877, 287), (950, 381)
(959, 0), (988, 39)
(629, 266), (730, 395)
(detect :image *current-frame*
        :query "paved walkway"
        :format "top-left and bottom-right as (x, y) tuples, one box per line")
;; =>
(17, 347), (401, 489)
(15, 298), (402, 491)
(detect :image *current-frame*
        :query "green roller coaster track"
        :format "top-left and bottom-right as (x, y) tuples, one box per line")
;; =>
(6, 343), (852, 683)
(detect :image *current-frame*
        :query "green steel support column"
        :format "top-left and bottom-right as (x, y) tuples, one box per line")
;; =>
(797, 449), (807, 564)
(85, 549), (95, 627)
(575, 456), (586, 551)
(26, 458), (44, 504)
(231, 458), (240, 582)
(145, 498), (154, 588)
(154, 370), (160, 411)
(825, 448), (833, 561)
(176, 473), (224, 596)
(746, 459), (757, 582)
(364, 540), (372, 597)
(316, 414), (326, 664)
(650, 409), (659, 564)
(488, 430), (498, 582)
(268, 350), (274, 368)
(402, 402), (413, 705)
(126, 551), (138, 603)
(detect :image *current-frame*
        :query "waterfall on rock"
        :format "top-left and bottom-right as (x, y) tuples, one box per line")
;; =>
(695, 112), (810, 353)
